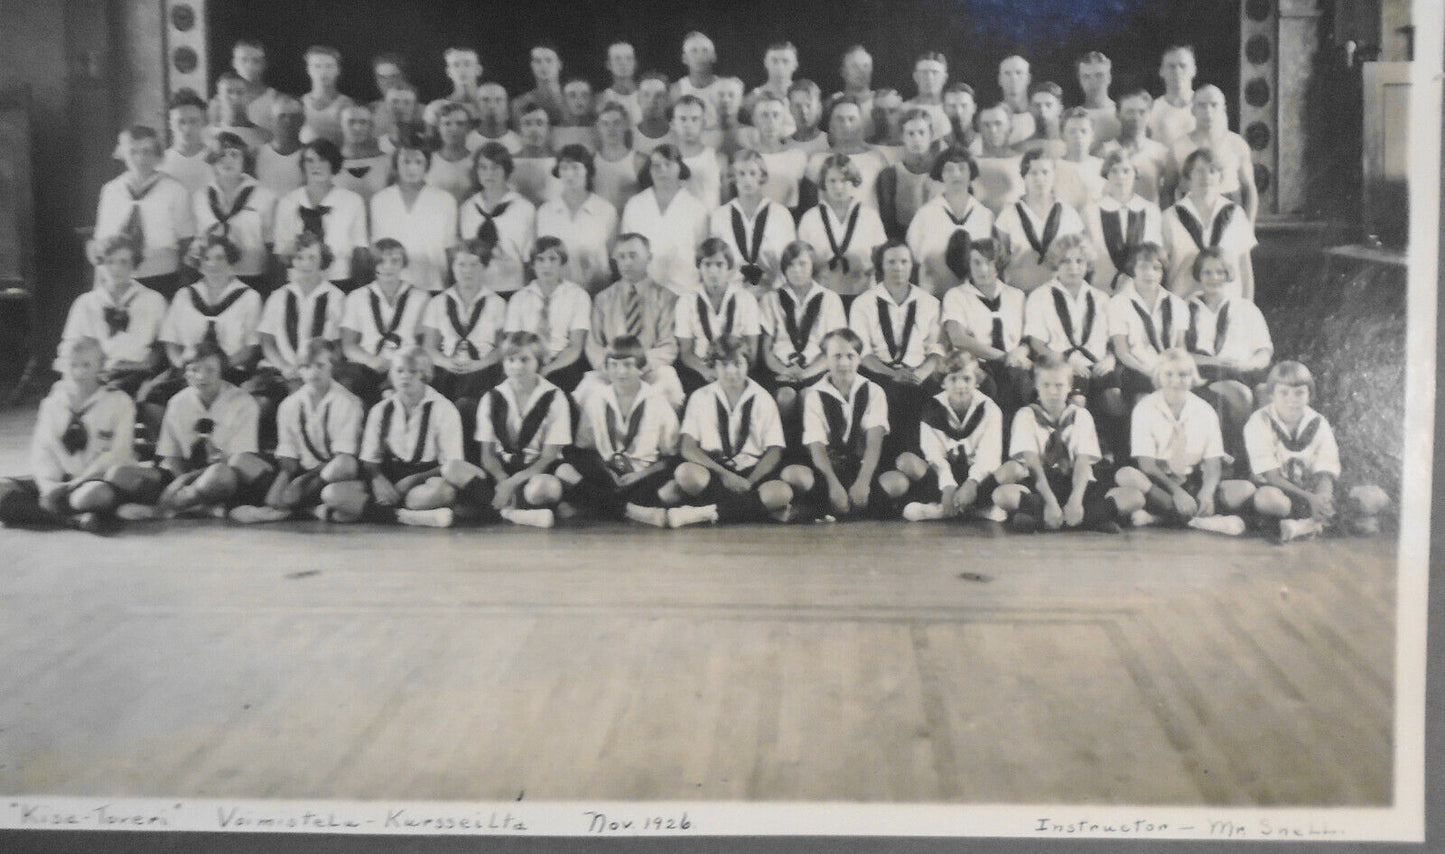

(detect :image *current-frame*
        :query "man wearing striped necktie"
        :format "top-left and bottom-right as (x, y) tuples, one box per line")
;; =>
(577, 233), (684, 412)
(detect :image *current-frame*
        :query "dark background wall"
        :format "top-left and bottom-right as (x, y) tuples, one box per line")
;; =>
(209, 0), (1240, 120)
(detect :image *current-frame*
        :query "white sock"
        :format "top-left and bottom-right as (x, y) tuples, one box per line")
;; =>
(397, 507), (455, 528)
(902, 502), (944, 522)
(667, 504), (719, 528)
(501, 507), (555, 528)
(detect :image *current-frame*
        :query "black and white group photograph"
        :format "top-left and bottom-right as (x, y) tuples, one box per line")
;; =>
(0, 0), (1437, 847)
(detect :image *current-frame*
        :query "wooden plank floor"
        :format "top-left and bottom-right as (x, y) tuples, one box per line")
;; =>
(0, 407), (1397, 805)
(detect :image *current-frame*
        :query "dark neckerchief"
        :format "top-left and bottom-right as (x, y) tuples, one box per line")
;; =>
(1174, 198), (1236, 252)
(1015, 200), (1063, 259)
(1129, 291), (1176, 354)
(730, 202), (771, 285)
(490, 385), (558, 465)
(378, 396), (433, 465)
(713, 390), (756, 469)
(206, 184), (257, 239)
(875, 290), (919, 367)
(446, 290), (490, 360)
(1051, 285), (1098, 363)
(777, 287), (823, 365)
(284, 286), (331, 353)
(368, 285), (413, 355)
(820, 202), (861, 273)
(695, 291), (737, 343)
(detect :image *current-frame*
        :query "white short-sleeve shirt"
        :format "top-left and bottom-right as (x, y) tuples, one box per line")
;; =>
(1243, 404), (1341, 485)
(848, 283), (943, 369)
(1161, 196), (1257, 298)
(422, 288), (508, 361)
(675, 283), (763, 359)
(258, 280), (346, 366)
(94, 172), (196, 278)
(160, 279), (264, 356)
(157, 382), (260, 463)
(1130, 391), (1226, 477)
(1084, 194), (1165, 291)
(995, 199), (1087, 292)
(503, 280), (592, 357)
(906, 194), (996, 293)
(475, 377), (573, 465)
(577, 380), (679, 469)
(459, 190), (538, 296)
(1008, 402), (1101, 473)
(1183, 294), (1273, 365)
(759, 282), (849, 367)
(272, 185), (369, 281)
(620, 187), (710, 294)
(274, 381), (364, 469)
(918, 390), (1003, 488)
(941, 281), (1028, 354)
(359, 386), (464, 467)
(341, 282), (430, 359)
(680, 379), (785, 471)
(536, 193), (620, 295)
(1107, 283), (1189, 371)
(802, 373), (890, 448)
(369, 184), (460, 293)
(796, 200), (888, 297)
(708, 199), (797, 292)
(30, 382), (136, 489)
(60, 281), (169, 369)
(1024, 279), (1111, 373)
(193, 178), (277, 277)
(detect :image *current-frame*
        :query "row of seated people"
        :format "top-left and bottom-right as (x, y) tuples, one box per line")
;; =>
(205, 38), (1227, 213)
(1, 328), (1384, 544)
(97, 97), (1255, 304)
(22, 227), (1382, 539)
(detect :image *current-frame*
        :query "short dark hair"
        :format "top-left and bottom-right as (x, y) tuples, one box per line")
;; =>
(929, 145), (979, 182)
(303, 138), (344, 174)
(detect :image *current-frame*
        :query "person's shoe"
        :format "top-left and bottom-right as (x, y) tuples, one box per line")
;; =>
(1129, 509), (1160, 528)
(977, 503), (1009, 523)
(1279, 517), (1324, 543)
(902, 502), (943, 522)
(1089, 518), (1123, 534)
(230, 505), (292, 524)
(552, 501), (578, 520)
(1188, 514), (1246, 536)
(115, 503), (164, 521)
(1007, 512), (1039, 534)
(397, 507), (455, 528)
(501, 507), (555, 528)
(312, 505), (333, 522)
(623, 503), (668, 527)
(667, 504), (719, 528)
(208, 504), (230, 519)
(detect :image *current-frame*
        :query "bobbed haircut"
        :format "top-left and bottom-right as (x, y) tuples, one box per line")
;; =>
(930, 145), (979, 182)
(1150, 347), (1202, 389)
(1265, 360), (1316, 398)
(1043, 232), (1095, 270)
(499, 330), (548, 363)
(388, 344), (434, 381)
(605, 334), (648, 369)
(696, 236), (735, 268)
(706, 333), (751, 367)
(1191, 245), (1235, 282)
